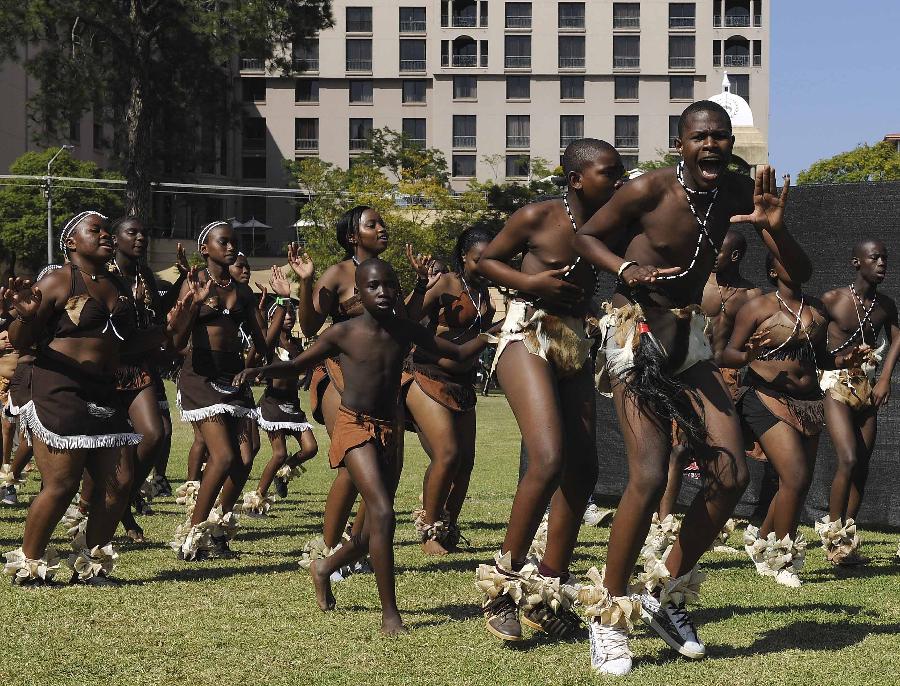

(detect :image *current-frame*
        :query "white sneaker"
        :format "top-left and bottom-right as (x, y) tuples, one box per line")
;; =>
(774, 569), (801, 588)
(583, 503), (615, 527)
(589, 619), (633, 676)
(641, 591), (705, 659)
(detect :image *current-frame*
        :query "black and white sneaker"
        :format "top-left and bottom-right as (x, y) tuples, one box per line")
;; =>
(588, 619), (633, 675)
(1, 485), (17, 506)
(640, 590), (705, 659)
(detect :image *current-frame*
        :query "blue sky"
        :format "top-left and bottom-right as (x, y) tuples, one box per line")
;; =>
(769, 1), (900, 179)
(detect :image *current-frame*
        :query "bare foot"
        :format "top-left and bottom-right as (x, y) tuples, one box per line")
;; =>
(125, 529), (146, 544)
(310, 559), (336, 611)
(421, 538), (449, 556)
(381, 614), (409, 636)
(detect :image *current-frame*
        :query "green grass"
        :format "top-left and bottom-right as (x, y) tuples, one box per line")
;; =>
(1, 381), (899, 685)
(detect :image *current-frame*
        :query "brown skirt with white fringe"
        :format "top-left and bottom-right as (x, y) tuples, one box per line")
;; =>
(258, 385), (312, 433)
(176, 348), (255, 422)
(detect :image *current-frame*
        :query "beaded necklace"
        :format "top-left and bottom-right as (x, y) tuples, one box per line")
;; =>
(828, 285), (878, 355)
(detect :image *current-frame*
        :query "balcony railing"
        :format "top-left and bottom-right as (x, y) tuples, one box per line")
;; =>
(505, 15), (532, 29)
(613, 17), (640, 29)
(613, 56), (640, 69)
(452, 54), (477, 67)
(724, 54), (750, 67)
(506, 136), (530, 149)
(559, 15), (585, 29)
(753, 54), (761, 67)
(346, 20), (372, 32)
(615, 136), (639, 148)
(505, 56), (531, 69)
(669, 16), (696, 29)
(754, 14), (762, 26)
(403, 138), (426, 148)
(669, 57), (695, 69)
(559, 56), (585, 69)
(560, 135), (581, 147)
(295, 138), (318, 150)
(724, 14), (751, 27)
(349, 138), (371, 151)
(453, 135), (477, 149)
(292, 58), (319, 72)
(346, 59), (372, 71)
(243, 137), (266, 151)
(451, 14), (477, 27)
(713, 54), (721, 67)
(400, 59), (426, 71)
(714, 15), (721, 27)
(399, 20), (426, 33)
(241, 57), (264, 71)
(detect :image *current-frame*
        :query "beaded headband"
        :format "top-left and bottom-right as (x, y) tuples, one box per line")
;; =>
(59, 211), (108, 257)
(267, 299), (295, 321)
(197, 220), (230, 249)
(36, 264), (63, 281)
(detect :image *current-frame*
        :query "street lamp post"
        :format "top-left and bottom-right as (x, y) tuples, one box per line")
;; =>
(46, 145), (74, 264)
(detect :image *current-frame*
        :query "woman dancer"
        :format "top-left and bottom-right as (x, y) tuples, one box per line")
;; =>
(723, 254), (862, 587)
(403, 226), (495, 554)
(3, 212), (144, 586)
(167, 221), (270, 561)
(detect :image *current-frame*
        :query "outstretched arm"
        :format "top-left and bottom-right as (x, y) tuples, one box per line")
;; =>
(404, 320), (491, 362)
(235, 325), (341, 385)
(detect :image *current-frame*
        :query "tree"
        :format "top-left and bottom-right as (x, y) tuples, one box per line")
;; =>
(466, 157), (561, 234)
(0, 148), (123, 276)
(0, 1), (333, 219)
(286, 130), (487, 289)
(638, 151), (680, 172)
(798, 141), (900, 185)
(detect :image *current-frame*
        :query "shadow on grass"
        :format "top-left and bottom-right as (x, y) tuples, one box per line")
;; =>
(707, 620), (900, 658)
(150, 559), (301, 582)
(800, 563), (900, 582)
(691, 602), (873, 625)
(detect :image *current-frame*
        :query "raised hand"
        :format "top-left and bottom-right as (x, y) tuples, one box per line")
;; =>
(9, 278), (42, 322)
(186, 267), (213, 304)
(175, 242), (190, 276)
(269, 265), (292, 298)
(619, 264), (684, 288)
(256, 285), (268, 313)
(744, 328), (773, 361)
(406, 243), (433, 280)
(287, 242), (314, 281)
(166, 296), (193, 328)
(0, 284), (9, 320)
(730, 166), (790, 233)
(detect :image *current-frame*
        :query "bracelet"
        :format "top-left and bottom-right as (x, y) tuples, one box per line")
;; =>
(617, 261), (639, 279)
(274, 296), (289, 307)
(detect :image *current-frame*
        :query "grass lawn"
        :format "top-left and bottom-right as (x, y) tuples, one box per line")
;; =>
(1, 382), (898, 686)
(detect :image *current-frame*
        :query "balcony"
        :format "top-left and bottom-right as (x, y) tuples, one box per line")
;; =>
(753, 54), (761, 67)
(399, 20), (426, 33)
(403, 138), (426, 148)
(754, 14), (762, 27)
(559, 15), (585, 30)
(724, 14), (751, 27)
(349, 138), (371, 151)
(506, 136), (530, 149)
(724, 54), (750, 67)
(346, 19), (372, 32)
(400, 59), (427, 72)
(669, 57), (695, 69)
(453, 135), (476, 149)
(346, 59), (372, 72)
(615, 136), (638, 148)
(560, 135), (581, 148)
(559, 56), (585, 69)
(613, 57), (640, 70)
(505, 15), (532, 29)
(612, 17), (640, 29)
(450, 14), (477, 27)
(669, 17), (696, 29)
(241, 57), (264, 71)
(295, 138), (318, 151)
(451, 54), (477, 67)
(505, 56), (531, 69)
(292, 58), (319, 72)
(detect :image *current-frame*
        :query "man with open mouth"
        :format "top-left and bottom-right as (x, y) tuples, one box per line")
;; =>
(572, 100), (812, 675)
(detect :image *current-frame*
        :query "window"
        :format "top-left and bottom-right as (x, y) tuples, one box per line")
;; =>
(454, 76), (477, 100)
(505, 2), (532, 28)
(242, 157), (266, 178)
(480, 0), (489, 26)
(612, 3), (640, 29)
(669, 75), (693, 100)
(451, 36), (477, 66)
(669, 3), (696, 28)
(614, 76), (639, 100)
(450, 0), (479, 27)
(480, 39), (488, 67)
(346, 39), (372, 71)
(560, 76), (584, 100)
(505, 35), (531, 69)
(242, 196), (267, 225)
(295, 80), (319, 103)
(558, 36), (585, 69)
(730, 73), (750, 103)
(243, 79), (266, 103)
(402, 79), (427, 103)
(349, 118), (373, 150)
(346, 6), (372, 32)
(753, 40), (762, 67)
(453, 115), (476, 148)
(613, 36), (640, 69)
(441, 40), (449, 66)
(506, 154), (530, 178)
(620, 154), (638, 170)
(293, 40), (319, 71)
(506, 115), (530, 149)
(668, 115), (680, 149)
(349, 80), (373, 103)
(558, 2), (585, 29)
(669, 35), (695, 69)
(295, 118), (318, 150)
(242, 117), (266, 151)
(400, 39), (426, 71)
(506, 76), (530, 100)
(560, 115), (583, 148)
(614, 115), (638, 149)
(399, 7), (426, 33)
(452, 154), (476, 177)
(713, 40), (721, 67)
(402, 118), (426, 147)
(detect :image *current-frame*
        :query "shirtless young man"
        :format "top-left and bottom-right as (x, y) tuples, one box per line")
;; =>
(817, 240), (900, 565)
(573, 100), (811, 675)
(472, 139), (624, 642)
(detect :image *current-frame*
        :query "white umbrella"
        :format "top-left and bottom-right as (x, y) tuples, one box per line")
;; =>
(233, 217), (272, 255)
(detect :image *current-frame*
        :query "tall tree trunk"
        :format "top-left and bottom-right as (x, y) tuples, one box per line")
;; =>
(124, 74), (152, 219)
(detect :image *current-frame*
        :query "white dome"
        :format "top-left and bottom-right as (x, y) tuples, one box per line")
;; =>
(709, 71), (754, 127)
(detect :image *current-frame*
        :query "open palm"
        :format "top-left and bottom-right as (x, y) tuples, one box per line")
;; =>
(731, 166), (790, 232)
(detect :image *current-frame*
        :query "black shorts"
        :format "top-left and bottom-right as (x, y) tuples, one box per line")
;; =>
(738, 389), (780, 439)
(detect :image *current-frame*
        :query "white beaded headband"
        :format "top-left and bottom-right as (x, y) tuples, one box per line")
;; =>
(59, 210), (108, 257)
(197, 220), (230, 249)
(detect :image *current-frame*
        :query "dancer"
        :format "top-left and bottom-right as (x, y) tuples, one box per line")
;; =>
(235, 258), (491, 635)
(723, 253), (845, 586)
(403, 226), (495, 554)
(167, 221), (270, 561)
(574, 101), (810, 674)
(3, 212), (146, 586)
(817, 240), (899, 565)
(472, 138), (624, 642)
